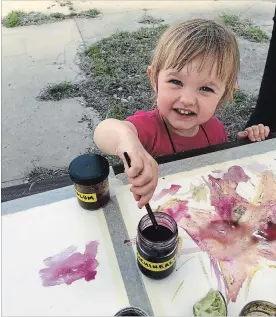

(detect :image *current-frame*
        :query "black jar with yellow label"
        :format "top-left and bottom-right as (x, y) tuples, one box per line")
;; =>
(69, 154), (110, 210)
(136, 212), (178, 279)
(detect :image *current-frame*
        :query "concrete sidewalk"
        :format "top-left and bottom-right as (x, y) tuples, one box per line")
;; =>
(2, 0), (275, 187)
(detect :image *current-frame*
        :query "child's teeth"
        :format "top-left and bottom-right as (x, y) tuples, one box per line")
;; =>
(177, 109), (193, 115)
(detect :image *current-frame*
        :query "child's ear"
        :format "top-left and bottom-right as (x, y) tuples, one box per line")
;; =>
(147, 65), (157, 92)
(147, 65), (152, 77)
(219, 82), (239, 106)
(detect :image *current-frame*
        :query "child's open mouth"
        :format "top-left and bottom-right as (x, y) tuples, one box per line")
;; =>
(174, 108), (197, 116)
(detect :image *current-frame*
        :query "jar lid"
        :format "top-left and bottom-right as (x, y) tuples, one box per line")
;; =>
(69, 154), (110, 186)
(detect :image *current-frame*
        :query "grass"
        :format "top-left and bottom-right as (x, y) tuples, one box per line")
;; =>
(2, 11), (49, 27)
(37, 81), (81, 101)
(80, 8), (100, 17)
(49, 12), (66, 19)
(138, 13), (164, 25)
(220, 13), (269, 42)
(82, 25), (168, 119)
(216, 89), (257, 141)
(88, 46), (111, 75)
(27, 166), (68, 183)
(106, 100), (129, 120)
(2, 8), (100, 27)
(2, 10), (25, 27)
(85, 147), (121, 166)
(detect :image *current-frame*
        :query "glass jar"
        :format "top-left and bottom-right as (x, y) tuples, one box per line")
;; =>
(69, 154), (110, 210)
(114, 307), (148, 316)
(136, 212), (178, 279)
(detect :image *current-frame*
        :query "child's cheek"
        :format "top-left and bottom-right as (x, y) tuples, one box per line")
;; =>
(200, 100), (218, 120)
(157, 96), (172, 114)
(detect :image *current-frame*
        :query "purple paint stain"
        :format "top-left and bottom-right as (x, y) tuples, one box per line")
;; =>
(124, 238), (136, 246)
(165, 200), (190, 222)
(43, 245), (77, 267)
(39, 241), (99, 287)
(213, 196), (236, 222)
(222, 166), (250, 184)
(152, 184), (181, 201)
(208, 175), (237, 221)
(172, 167), (276, 303)
(210, 255), (222, 292)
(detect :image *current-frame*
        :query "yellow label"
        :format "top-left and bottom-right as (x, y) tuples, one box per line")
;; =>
(137, 251), (176, 272)
(75, 189), (97, 203)
(177, 236), (182, 254)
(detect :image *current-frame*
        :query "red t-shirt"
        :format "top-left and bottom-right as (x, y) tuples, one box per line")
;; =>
(125, 109), (228, 157)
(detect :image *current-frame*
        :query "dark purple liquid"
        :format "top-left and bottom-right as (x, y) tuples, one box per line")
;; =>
(142, 225), (173, 242)
(137, 224), (176, 279)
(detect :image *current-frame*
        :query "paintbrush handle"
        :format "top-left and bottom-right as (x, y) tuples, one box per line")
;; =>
(123, 152), (159, 230)
(145, 204), (159, 230)
(123, 151), (131, 168)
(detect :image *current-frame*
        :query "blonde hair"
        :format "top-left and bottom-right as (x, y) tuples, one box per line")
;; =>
(150, 19), (240, 104)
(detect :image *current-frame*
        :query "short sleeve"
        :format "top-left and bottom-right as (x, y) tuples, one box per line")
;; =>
(125, 111), (157, 152)
(218, 120), (228, 143)
(204, 116), (228, 145)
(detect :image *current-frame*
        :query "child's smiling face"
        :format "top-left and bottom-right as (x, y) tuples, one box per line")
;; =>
(153, 56), (226, 137)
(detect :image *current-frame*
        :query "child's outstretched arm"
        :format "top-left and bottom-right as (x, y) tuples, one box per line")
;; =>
(94, 119), (159, 208)
(237, 124), (270, 142)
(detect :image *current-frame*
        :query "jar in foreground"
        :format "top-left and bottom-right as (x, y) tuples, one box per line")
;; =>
(136, 212), (178, 280)
(69, 154), (110, 210)
(114, 306), (148, 316)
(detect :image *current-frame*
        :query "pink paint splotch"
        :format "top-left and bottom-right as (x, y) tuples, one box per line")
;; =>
(158, 166), (276, 303)
(222, 165), (250, 185)
(158, 200), (190, 222)
(39, 241), (99, 287)
(153, 184), (181, 201)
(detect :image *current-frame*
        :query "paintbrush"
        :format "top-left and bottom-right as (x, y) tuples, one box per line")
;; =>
(123, 152), (159, 231)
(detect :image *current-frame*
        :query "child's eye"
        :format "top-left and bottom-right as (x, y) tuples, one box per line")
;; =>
(169, 79), (182, 86)
(200, 86), (214, 93)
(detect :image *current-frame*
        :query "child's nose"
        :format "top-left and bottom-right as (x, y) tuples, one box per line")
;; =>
(179, 88), (196, 106)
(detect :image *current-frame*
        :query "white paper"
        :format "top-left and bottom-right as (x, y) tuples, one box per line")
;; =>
(116, 151), (276, 316)
(2, 198), (129, 316)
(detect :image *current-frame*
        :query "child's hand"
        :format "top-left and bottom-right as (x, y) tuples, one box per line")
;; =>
(237, 124), (270, 142)
(119, 146), (159, 209)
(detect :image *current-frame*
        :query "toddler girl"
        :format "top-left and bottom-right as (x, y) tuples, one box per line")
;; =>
(94, 19), (270, 208)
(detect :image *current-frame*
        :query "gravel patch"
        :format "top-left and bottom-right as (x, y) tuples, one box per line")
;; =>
(217, 89), (257, 141)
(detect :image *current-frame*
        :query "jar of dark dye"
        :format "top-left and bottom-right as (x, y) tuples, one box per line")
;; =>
(69, 154), (110, 210)
(136, 212), (178, 280)
(114, 307), (148, 316)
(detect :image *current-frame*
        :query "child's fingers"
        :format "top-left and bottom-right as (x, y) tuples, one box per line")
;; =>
(130, 181), (155, 197)
(125, 154), (144, 178)
(129, 162), (153, 187)
(238, 124), (270, 142)
(246, 127), (255, 141)
(257, 124), (265, 141)
(137, 193), (154, 209)
(252, 125), (261, 141)
(133, 193), (141, 202)
(237, 130), (248, 139)
(264, 126), (270, 138)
